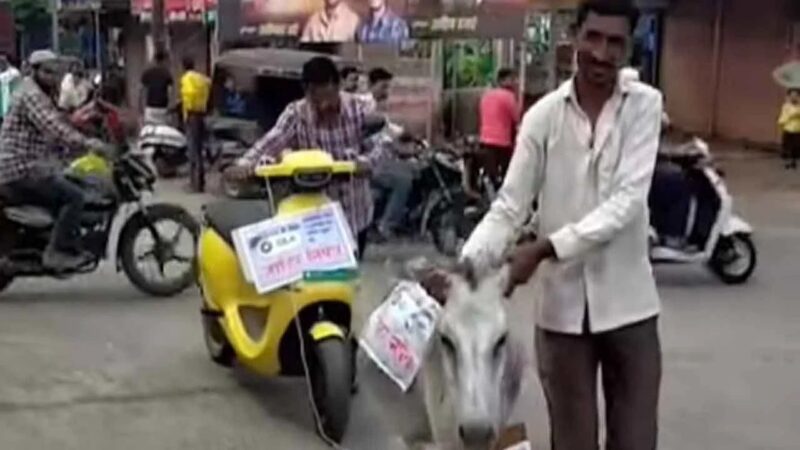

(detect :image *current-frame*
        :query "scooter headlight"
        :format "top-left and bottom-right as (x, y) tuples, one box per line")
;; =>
(293, 170), (332, 189)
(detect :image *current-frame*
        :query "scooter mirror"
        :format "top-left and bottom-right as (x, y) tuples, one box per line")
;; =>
(362, 114), (387, 139)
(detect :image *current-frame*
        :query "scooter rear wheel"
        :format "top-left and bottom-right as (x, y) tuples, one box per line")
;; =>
(709, 233), (757, 284)
(0, 275), (13, 295)
(310, 337), (352, 444)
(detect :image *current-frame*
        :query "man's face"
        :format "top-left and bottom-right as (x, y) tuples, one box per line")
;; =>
(500, 75), (518, 92)
(575, 12), (632, 88)
(307, 83), (342, 120)
(369, 0), (386, 10)
(34, 62), (61, 93)
(371, 79), (391, 103)
(343, 72), (359, 92)
(789, 90), (800, 104)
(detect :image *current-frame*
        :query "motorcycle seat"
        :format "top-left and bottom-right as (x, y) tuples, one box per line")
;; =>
(203, 200), (273, 247)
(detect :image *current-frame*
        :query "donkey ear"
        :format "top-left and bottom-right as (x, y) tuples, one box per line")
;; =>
(453, 257), (479, 291)
(404, 257), (451, 306)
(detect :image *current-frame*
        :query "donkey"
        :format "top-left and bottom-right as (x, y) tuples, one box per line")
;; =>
(358, 258), (526, 450)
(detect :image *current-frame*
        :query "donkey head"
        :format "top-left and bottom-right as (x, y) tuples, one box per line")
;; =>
(406, 258), (519, 449)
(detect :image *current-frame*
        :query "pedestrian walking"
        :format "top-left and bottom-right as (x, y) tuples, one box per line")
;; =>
(0, 53), (21, 127)
(778, 88), (800, 169)
(460, 1), (664, 449)
(179, 56), (211, 193)
(139, 50), (173, 125)
(478, 67), (521, 188)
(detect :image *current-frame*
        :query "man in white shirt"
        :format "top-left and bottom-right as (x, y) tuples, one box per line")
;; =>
(461, 1), (663, 448)
(58, 63), (92, 112)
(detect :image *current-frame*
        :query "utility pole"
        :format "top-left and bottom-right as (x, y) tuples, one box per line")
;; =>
(51, 0), (59, 52)
(152, 0), (166, 55)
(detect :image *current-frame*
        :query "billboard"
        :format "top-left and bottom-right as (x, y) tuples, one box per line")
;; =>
(229, 0), (527, 43)
(132, 0), (216, 21)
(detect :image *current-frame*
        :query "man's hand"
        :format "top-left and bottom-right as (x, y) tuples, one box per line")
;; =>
(354, 159), (371, 176)
(224, 163), (255, 181)
(504, 238), (555, 298)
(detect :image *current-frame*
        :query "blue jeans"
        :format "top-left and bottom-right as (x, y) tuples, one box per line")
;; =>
(373, 159), (415, 232)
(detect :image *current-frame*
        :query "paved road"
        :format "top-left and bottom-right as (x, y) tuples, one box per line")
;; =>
(0, 154), (798, 450)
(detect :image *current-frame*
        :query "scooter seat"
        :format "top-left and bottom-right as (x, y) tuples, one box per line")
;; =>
(203, 200), (273, 247)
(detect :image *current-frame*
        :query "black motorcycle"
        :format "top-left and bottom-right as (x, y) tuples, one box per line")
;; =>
(371, 139), (466, 247)
(0, 151), (200, 297)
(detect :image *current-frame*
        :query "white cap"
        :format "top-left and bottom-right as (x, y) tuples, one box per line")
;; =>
(28, 50), (58, 66)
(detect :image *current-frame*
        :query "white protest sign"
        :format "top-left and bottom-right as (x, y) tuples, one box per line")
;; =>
(232, 203), (358, 294)
(359, 281), (442, 391)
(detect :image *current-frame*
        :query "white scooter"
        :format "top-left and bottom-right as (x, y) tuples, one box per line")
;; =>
(649, 137), (757, 284)
(137, 119), (188, 179)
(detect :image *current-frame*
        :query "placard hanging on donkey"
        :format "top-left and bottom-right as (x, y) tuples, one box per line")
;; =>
(359, 281), (442, 391)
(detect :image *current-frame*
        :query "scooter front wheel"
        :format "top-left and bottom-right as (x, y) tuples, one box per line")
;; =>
(201, 311), (235, 367)
(709, 233), (757, 284)
(309, 337), (353, 444)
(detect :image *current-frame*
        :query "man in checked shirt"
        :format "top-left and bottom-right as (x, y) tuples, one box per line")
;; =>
(0, 50), (113, 271)
(224, 56), (389, 259)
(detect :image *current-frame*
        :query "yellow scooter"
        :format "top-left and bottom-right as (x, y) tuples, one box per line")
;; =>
(197, 150), (358, 443)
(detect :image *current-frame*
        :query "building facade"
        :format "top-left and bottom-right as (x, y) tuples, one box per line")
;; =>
(661, 0), (799, 146)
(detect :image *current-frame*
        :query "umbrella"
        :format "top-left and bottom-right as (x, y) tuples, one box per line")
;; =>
(773, 60), (800, 89)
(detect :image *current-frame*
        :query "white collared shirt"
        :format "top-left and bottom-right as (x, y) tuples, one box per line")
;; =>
(462, 77), (664, 334)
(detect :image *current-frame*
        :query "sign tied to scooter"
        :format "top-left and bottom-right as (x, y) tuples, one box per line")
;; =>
(232, 203), (357, 293)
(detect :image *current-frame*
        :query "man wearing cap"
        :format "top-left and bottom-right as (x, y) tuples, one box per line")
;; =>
(0, 50), (113, 270)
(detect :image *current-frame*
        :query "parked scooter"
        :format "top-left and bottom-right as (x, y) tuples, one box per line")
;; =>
(198, 150), (360, 443)
(649, 137), (757, 284)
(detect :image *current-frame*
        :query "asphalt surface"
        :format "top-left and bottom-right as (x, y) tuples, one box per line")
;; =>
(0, 152), (798, 450)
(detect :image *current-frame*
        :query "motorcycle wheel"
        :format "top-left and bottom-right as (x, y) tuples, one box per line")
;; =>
(119, 206), (200, 297)
(309, 337), (352, 444)
(709, 233), (757, 284)
(201, 310), (235, 367)
(0, 275), (13, 294)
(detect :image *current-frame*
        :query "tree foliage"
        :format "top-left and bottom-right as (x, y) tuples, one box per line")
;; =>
(10, 0), (49, 31)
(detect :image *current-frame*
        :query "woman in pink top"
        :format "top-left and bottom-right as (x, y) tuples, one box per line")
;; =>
(478, 68), (521, 188)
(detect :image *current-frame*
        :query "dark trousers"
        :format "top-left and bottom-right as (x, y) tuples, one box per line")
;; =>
(186, 112), (206, 192)
(373, 159), (415, 232)
(477, 144), (513, 189)
(536, 316), (661, 450)
(782, 132), (800, 167)
(649, 160), (691, 240)
(356, 230), (368, 261)
(5, 175), (85, 253)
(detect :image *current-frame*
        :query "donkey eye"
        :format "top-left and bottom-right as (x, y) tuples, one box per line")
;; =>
(440, 335), (456, 356)
(493, 333), (508, 360)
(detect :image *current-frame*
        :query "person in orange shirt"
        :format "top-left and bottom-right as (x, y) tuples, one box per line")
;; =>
(478, 68), (521, 188)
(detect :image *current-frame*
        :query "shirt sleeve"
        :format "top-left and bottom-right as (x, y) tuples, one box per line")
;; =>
(238, 103), (298, 166)
(549, 92), (663, 261)
(354, 98), (391, 168)
(460, 102), (549, 270)
(25, 89), (90, 151)
(779, 104), (790, 127)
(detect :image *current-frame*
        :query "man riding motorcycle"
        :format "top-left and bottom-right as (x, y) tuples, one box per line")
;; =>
(0, 50), (113, 270)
